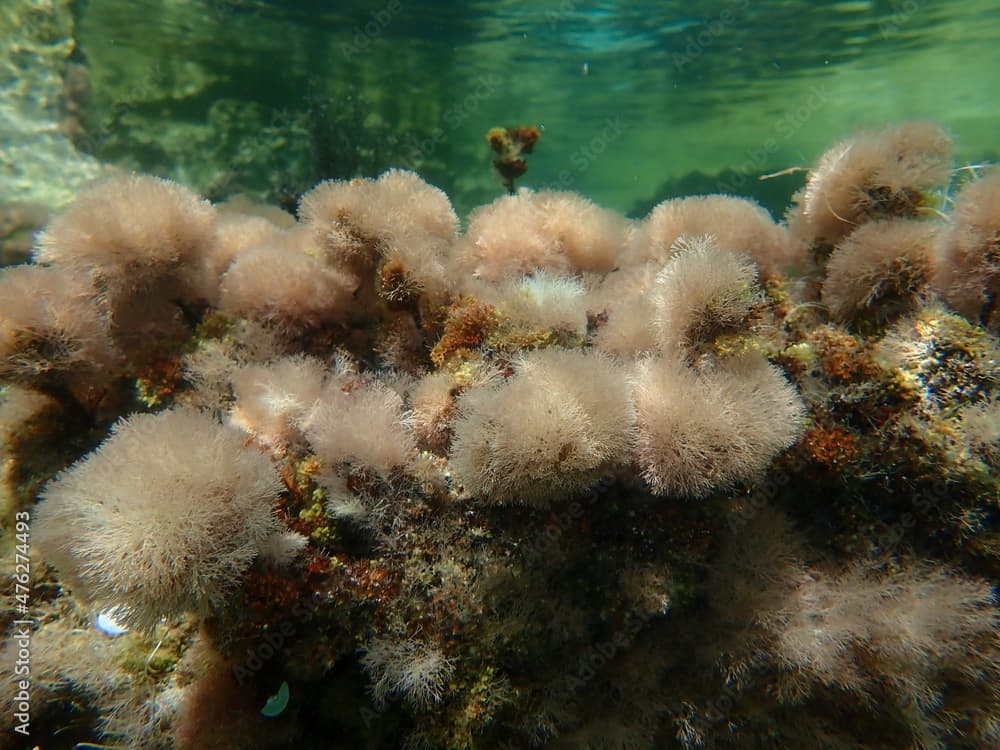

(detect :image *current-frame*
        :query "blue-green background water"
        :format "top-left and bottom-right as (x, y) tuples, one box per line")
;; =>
(4, 0), (1000, 219)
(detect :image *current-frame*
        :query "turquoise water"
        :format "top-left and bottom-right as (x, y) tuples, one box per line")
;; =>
(5, 0), (993, 219)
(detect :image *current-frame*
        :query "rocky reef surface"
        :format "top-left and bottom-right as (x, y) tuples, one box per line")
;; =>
(0, 122), (998, 749)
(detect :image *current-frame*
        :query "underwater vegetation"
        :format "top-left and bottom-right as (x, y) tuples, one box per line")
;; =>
(0, 121), (999, 749)
(486, 125), (542, 194)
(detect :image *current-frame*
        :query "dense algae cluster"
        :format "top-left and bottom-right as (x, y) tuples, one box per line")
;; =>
(1, 122), (999, 749)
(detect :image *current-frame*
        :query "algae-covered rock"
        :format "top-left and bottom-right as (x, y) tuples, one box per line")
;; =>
(0, 0), (105, 210)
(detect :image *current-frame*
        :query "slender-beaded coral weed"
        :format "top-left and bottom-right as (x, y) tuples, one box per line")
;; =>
(651, 234), (764, 358)
(934, 166), (1000, 330)
(632, 354), (804, 497)
(787, 121), (952, 248)
(822, 218), (939, 323)
(34, 174), (218, 304)
(361, 637), (456, 708)
(449, 348), (635, 504)
(0, 264), (120, 390)
(35, 407), (285, 630)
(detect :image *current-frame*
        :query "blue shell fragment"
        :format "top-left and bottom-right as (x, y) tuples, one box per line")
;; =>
(261, 680), (290, 717)
(95, 608), (129, 636)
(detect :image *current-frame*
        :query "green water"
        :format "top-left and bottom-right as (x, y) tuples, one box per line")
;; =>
(6, 0), (1000, 217)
